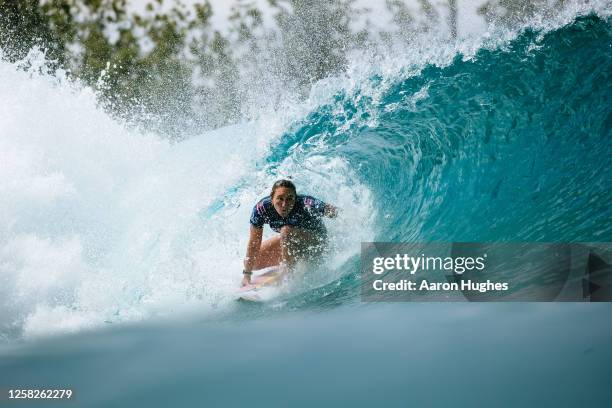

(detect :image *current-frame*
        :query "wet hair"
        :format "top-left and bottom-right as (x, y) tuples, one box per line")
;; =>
(270, 179), (297, 198)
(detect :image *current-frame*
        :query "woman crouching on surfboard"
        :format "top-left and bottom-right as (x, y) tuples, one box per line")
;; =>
(242, 179), (338, 286)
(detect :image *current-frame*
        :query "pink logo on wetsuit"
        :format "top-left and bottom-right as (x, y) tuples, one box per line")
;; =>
(256, 201), (265, 215)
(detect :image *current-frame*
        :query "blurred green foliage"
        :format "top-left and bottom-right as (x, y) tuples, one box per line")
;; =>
(1, 0), (547, 135)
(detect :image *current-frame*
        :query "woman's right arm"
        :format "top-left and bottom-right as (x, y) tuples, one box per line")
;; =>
(242, 225), (263, 285)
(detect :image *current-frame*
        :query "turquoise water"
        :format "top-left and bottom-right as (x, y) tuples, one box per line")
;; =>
(274, 14), (611, 243)
(248, 13), (612, 310)
(1, 11), (612, 408)
(3, 304), (612, 407)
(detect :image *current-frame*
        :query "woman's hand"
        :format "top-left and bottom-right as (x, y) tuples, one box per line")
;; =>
(324, 204), (339, 218)
(241, 274), (252, 287)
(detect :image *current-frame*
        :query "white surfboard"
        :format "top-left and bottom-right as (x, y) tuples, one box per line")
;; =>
(237, 265), (285, 302)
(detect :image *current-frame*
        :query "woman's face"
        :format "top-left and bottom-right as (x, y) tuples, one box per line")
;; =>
(272, 187), (296, 218)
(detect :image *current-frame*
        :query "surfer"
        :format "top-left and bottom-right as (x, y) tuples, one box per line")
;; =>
(241, 179), (338, 286)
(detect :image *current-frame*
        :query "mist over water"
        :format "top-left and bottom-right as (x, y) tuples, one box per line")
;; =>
(0, 1), (611, 343)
